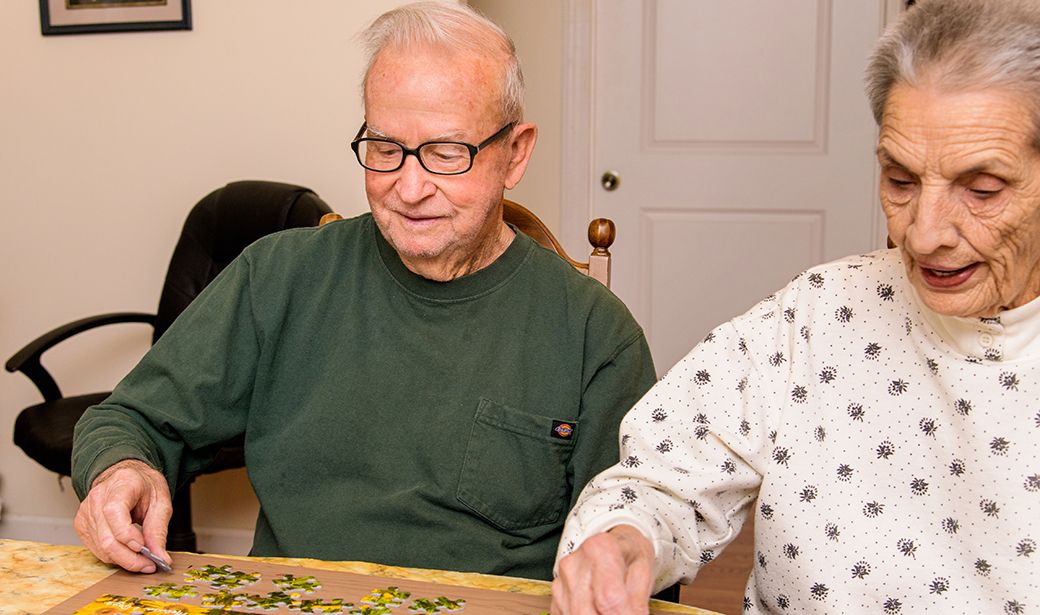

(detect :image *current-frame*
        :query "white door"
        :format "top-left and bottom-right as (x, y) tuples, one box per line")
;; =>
(571, 0), (891, 373)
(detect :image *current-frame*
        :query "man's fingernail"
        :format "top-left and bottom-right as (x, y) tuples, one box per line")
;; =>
(127, 540), (142, 552)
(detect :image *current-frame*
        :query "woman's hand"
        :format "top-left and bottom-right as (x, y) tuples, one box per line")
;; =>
(552, 524), (656, 614)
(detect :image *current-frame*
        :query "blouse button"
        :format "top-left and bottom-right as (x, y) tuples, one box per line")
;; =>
(979, 333), (994, 347)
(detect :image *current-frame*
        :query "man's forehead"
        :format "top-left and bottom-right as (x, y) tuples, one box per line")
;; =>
(362, 44), (504, 139)
(363, 123), (469, 142)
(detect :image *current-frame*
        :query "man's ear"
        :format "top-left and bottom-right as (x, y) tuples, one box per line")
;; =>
(503, 122), (538, 190)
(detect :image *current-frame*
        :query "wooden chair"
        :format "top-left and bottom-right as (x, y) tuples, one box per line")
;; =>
(503, 199), (615, 287)
(322, 199), (617, 287)
(681, 516), (755, 613)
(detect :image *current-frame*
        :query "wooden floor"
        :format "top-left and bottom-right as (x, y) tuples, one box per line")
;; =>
(677, 517), (755, 615)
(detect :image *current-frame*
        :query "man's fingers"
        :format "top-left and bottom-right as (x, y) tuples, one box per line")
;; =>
(104, 497), (142, 547)
(98, 530), (156, 573)
(74, 504), (109, 564)
(84, 501), (152, 572)
(141, 495), (173, 564)
(75, 460), (172, 573)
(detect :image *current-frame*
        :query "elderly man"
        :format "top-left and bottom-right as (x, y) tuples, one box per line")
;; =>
(71, 1), (654, 583)
(553, 0), (1040, 612)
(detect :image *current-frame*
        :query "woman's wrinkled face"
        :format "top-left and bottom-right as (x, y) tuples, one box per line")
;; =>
(878, 83), (1040, 318)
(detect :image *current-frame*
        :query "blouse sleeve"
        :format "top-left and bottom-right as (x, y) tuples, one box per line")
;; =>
(556, 287), (802, 591)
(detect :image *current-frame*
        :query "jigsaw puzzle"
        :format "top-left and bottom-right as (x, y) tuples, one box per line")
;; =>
(40, 553), (564, 615)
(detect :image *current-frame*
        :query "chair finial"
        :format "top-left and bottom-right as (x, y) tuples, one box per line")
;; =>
(588, 218), (616, 255)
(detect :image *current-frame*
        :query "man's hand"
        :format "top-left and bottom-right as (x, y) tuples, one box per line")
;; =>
(552, 524), (656, 615)
(73, 459), (173, 573)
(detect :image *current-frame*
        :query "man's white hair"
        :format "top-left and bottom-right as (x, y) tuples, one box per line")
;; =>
(359, 1), (524, 124)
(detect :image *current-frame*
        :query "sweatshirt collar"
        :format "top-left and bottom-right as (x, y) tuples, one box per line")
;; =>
(371, 216), (534, 302)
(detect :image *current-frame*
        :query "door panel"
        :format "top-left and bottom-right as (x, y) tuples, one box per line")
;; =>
(593, 0), (886, 372)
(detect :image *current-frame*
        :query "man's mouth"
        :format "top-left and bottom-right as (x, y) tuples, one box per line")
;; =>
(396, 211), (442, 223)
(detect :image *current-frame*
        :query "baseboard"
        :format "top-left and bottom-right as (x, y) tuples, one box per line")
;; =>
(0, 513), (79, 546)
(0, 514), (253, 555)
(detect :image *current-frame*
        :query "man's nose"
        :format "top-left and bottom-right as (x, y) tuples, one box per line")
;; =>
(394, 154), (436, 204)
(905, 183), (959, 254)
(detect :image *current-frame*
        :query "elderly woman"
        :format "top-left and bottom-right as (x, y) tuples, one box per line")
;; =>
(551, 0), (1040, 613)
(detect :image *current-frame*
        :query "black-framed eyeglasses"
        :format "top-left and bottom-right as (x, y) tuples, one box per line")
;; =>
(350, 122), (514, 176)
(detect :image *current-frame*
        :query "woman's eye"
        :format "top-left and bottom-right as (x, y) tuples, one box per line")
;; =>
(881, 169), (916, 205)
(966, 175), (1005, 200)
(969, 188), (1000, 199)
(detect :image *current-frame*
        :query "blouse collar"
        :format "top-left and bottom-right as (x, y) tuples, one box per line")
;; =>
(906, 275), (1040, 362)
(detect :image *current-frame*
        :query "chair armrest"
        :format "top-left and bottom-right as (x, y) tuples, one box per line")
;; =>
(5, 312), (156, 402)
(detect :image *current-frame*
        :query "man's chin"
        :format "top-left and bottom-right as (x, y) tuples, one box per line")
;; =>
(386, 234), (449, 262)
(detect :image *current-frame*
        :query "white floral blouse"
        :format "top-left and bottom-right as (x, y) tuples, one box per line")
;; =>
(558, 249), (1039, 614)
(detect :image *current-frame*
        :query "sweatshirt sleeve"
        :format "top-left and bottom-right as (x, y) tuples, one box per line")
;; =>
(556, 290), (797, 591)
(72, 251), (262, 499)
(569, 325), (657, 513)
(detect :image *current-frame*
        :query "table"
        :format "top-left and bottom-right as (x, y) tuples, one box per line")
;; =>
(0, 539), (717, 614)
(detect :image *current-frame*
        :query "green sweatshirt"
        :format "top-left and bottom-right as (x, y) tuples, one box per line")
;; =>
(72, 213), (655, 581)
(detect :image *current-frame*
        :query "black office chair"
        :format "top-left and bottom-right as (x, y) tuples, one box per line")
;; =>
(7, 180), (333, 552)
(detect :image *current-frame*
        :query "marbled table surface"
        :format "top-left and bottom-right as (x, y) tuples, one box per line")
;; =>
(0, 539), (713, 614)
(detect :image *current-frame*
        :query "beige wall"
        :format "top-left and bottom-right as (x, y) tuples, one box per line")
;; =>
(471, 0), (564, 231)
(0, 0), (410, 547)
(0, 0), (565, 550)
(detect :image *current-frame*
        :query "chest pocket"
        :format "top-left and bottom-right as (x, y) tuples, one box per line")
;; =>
(456, 398), (576, 531)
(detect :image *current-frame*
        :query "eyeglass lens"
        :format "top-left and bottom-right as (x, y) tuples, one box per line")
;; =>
(356, 140), (473, 174)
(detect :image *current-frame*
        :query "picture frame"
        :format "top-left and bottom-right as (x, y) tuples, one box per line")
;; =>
(39, 0), (192, 36)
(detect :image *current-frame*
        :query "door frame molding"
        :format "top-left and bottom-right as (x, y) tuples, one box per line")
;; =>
(560, 0), (596, 256)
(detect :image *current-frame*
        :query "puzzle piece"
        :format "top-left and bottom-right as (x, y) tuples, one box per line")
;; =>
(201, 589), (252, 609)
(345, 606), (392, 615)
(432, 597), (465, 612)
(407, 598), (441, 614)
(360, 586), (410, 607)
(272, 574), (322, 593)
(186, 564), (235, 582)
(245, 590), (296, 610)
(142, 582), (198, 600)
(406, 596), (466, 613)
(186, 564), (261, 590)
(292, 598), (347, 613)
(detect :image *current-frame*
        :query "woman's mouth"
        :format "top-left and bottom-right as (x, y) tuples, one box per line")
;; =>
(919, 263), (978, 288)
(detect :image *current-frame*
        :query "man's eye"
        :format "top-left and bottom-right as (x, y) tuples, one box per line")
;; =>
(370, 143), (399, 156)
(426, 146), (466, 162)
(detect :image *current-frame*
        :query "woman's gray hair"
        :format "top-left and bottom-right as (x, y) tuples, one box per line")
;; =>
(359, 1), (525, 124)
(865, 0), (1040, 147)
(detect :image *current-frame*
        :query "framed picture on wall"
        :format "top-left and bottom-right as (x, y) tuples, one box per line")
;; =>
(40, 0), (192, 36)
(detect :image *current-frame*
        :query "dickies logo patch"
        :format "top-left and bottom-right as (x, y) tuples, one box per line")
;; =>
(552, 420), (575, 439)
